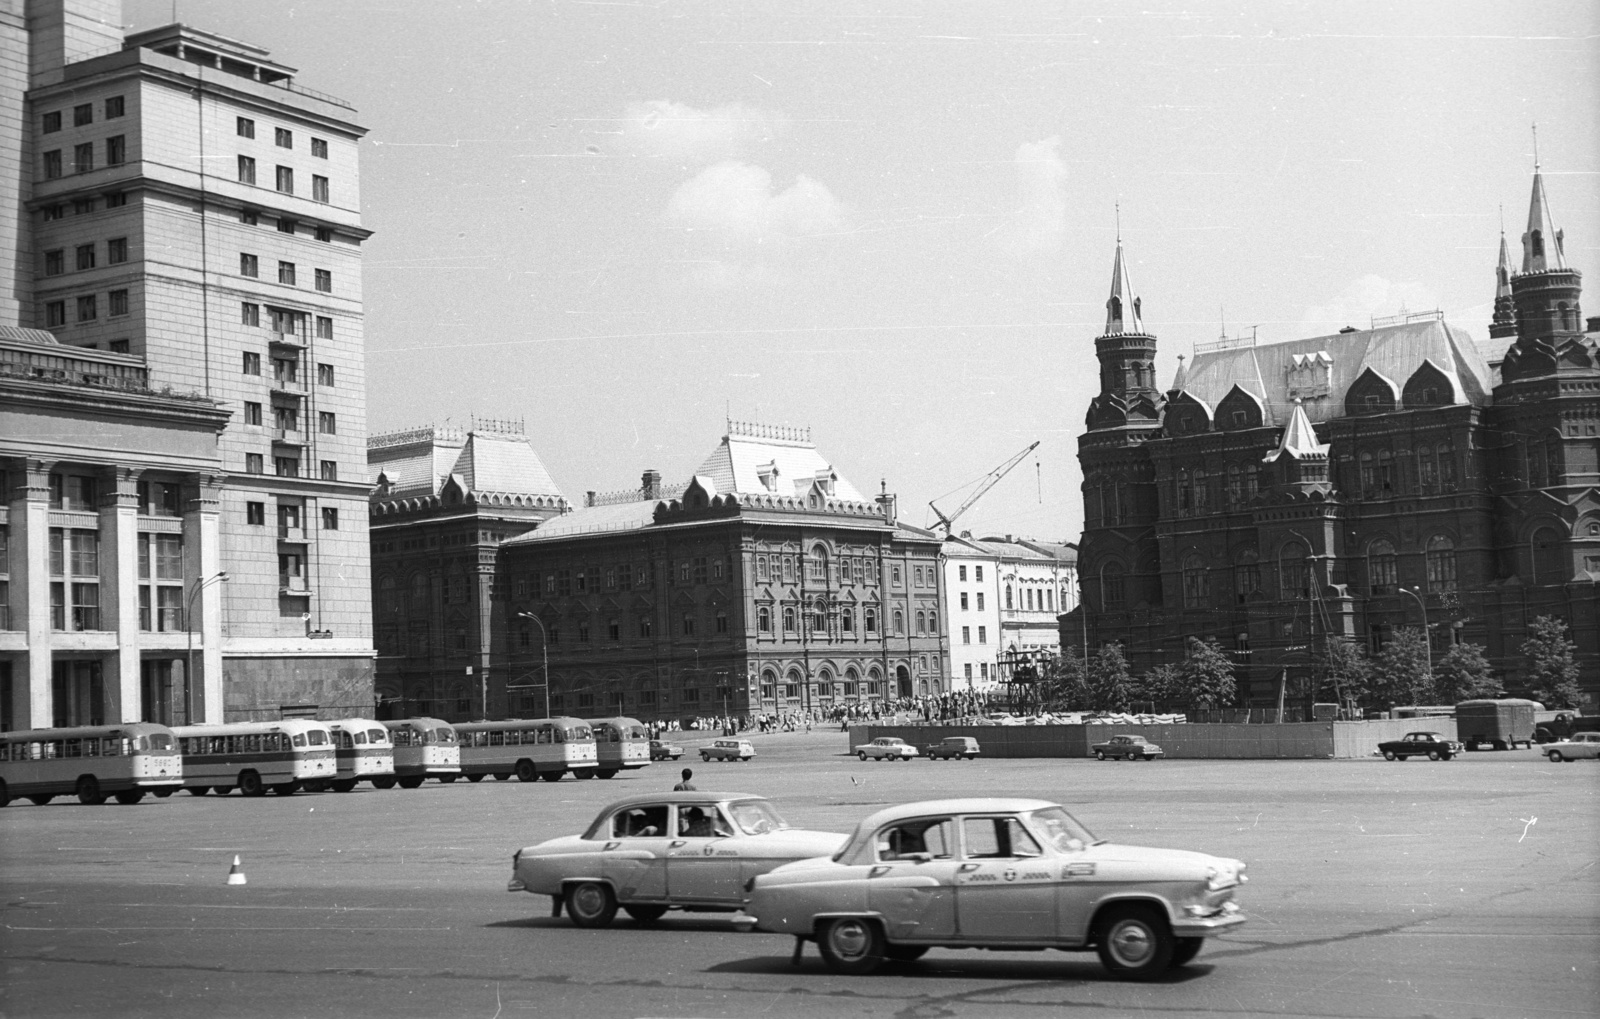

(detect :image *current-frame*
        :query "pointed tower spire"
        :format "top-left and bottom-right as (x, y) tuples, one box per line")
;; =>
(1263, 400), (1329, 464)
(1521, 129), (1566, 274)
(1104, 239), (1144, 335)
(1489, 217), (1517, 340)
(1169, 353), (1188, 392)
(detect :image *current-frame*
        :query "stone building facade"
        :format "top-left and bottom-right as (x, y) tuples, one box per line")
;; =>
(1069, 166), (1599, 711)
(2, 2), (374, 727)
(942, 533), (1077, 692)
(490, 423), (947, 723)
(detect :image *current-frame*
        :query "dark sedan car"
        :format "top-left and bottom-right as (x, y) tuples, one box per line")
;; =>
(1378, 731), (1464, 761)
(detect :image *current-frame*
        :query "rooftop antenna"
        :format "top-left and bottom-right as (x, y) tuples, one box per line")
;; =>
(1115, 202), (1122, 242)
(1532, 122), (1540, 171)
(1220, 304), (1227, 341)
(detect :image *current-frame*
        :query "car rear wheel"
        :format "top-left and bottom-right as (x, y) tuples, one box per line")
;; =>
(1096, 904), (1174, 980)
(1547, 751), (1563, 762)
(622, 903), (668, 924)
(565, 881), (617, 929)
(1169, 937), (1204, 968)
(817, 917), (887, 975)
(238, 771), (265, 797)
(1095, 751), (1106, 761)
(1383, 751), (1397, 761)
(858, 752), (867, 761)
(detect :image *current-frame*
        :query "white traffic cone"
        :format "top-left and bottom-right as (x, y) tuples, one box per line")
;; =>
(226, 855), (247, 886)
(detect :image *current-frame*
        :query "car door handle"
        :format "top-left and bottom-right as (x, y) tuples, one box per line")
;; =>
(958, 863), (980, 872)
(669, 841), (686, 848)
(869, 866), (890, 878)
(603, 841), (620, 851)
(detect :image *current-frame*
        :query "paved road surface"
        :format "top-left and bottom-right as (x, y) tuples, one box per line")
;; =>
(2, 730), (1596, 1018)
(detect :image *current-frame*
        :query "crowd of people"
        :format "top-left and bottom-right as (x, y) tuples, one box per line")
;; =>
(639, 689), (1022, 739)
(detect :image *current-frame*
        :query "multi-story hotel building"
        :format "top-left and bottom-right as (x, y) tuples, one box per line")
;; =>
(1, 1), (374, 728)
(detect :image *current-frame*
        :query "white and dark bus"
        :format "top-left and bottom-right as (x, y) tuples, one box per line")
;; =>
(0, 723), (182, 806)
(454, 717), (597, 783)
(326, 718), (396, 791)
(376, 718), (460, 788)
(172, 719), (336, 797)
(585, 716), (652, 779)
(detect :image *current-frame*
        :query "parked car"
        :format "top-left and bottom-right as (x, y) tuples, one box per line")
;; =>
(1377, 731), (1464, 761)
(649, 739), (684, 762)
(855, 737), (920, 761)
(1091, 735), (1164, 761)
(1543, 731), (1600, 762)
(507, 792), (845, 928)
(924, 736), (981, 761)
(701, 739), (755, 762)
(745, 797), (1246, 980)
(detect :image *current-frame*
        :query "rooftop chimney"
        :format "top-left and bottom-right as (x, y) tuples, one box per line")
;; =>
(641, 470), (662, 500)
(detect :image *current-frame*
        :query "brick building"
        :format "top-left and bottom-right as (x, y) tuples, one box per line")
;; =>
(1, 1), (374, 727)
(490, 423), (947, 723)
(1068, 165), (1599, 711)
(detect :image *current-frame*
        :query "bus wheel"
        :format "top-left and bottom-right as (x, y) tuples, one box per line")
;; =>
(185, 785), (209, 796)
(370, 777), (397, 789)
(466, 774), (484, 783)
(438, 774), (458, 783)
(153, 788), (175, 798)
(28, 794), (54, 806)
(397, 776), (425, 789)
(565, 881), (617, 928)
(211, 786), (232, 796)
(76, 776), (106, 805)
(330, 779), (357, 793)
(238, 771), (265, 797)
(596, 769), (618, 779)
(515, 760), (537, 782)
(541, 770), (564, 783)
(113, 790), (145, 805)
(271, 782), (299, 796)
(573, 769), (595, 780)
(493, 773), (511, 782)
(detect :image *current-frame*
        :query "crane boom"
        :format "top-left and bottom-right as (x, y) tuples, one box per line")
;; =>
(929, 441), (1040, 536)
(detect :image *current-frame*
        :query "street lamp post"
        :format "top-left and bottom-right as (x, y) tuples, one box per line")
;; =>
(1399, 586), (1433, 690)
(514, 611), (551, 718)
(184, 571), (229, 725)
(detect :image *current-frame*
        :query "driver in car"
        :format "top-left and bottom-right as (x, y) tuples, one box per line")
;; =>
(680, 806), (730, 838)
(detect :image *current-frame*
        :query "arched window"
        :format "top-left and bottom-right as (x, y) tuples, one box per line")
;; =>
(864, 607), (878, 633)
(817, 668), (834, 701)
(812, 597), (828, 633)
(1025, 588), (1034, 611)
(1227, 464), (1243, 508)
(893, 609), (905, 635)
(1193, 469), (1209, 513)
(784, 669), (803, 700)
(1100, 562), (1126, 610)
(379, 576), (396, 613)
(867, 666), (882, 697)
(757, 605), (772, 633)
(760, 668), (777, 702)
(1416, 445), (1435, 493)
(1546, 434), (1563, 485)
(1367, 539), (1397, 595)
(1528, 439), (1548, 489)
(410, 572), (428, 611)
(1234, 549), (1261, 604)
(1437, 439), (1456, 491)
(844, 667), (859, 697)
(1005, 585), (1013, 610)
(1109, 296), (1123, 323)
(1182, 553), (1208, 609)
(915, 610), (926, 634)
(1177, 469), (1191, 514)
(1377, 449), (1395, 496)
(807, 543), (828, 582)
(1359, 452), (1375, 497)
(1532, 526), (1565, 584)
(840, 607), (854, 633)
(1280, 541), (1309, 600)
(1425, 536), (1457, 593)
(927, 609), (938, 635)
(782, 606), (796, 632)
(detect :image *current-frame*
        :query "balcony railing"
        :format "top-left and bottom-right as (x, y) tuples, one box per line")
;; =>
(266, 329), (308, 350)
(280, 576), (310, 595)
(272, 427), (306, 445)
(277, 524), (304, 539)
(271, 375), (308, 395)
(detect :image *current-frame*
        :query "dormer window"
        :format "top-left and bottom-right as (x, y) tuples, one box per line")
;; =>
(756, 461), (778, 492)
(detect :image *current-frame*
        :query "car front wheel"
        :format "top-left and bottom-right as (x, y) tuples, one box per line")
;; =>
(1548, 751), (1562, 762)
(565, 882), (617, 928)
(1383, 751), (1397, 761)
(858, 752), (867, 761)
(817, 917), (887, 975)
(1427, 750), (1440, 761)
(1095, 751), (1106, 761)
(1169, 937), (1204, 968)
(1096, 904), (1174, 980)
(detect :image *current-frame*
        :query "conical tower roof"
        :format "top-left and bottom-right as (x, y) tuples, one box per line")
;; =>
(1262, 400), (1328, 463)
(1102, 241), (1144, 336)
(1168, 353), (1188, 392)
(1521, 165), (1566, 274)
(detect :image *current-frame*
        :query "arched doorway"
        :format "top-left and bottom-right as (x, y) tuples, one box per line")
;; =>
(896, 665), (911, 699)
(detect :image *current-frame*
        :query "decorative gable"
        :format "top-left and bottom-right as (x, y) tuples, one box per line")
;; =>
(1286, 350), (1333, 400)
(1343, 367), (1399, 416)
(1401, 359), (1456, 409)
(1215, 385), (1265, 430)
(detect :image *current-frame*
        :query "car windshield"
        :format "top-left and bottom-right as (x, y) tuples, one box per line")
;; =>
(728, 799), (790, 835)
(1028, 806), (1101, 850)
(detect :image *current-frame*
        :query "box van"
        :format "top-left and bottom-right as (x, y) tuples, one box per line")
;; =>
(700, 739), (755, 762)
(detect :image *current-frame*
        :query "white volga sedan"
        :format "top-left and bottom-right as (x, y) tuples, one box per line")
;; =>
(507, 792), (846, 928)
(746, 798), (1247, 980)
(1544, 731), (1600, 762)
(855, 737), (919, 761)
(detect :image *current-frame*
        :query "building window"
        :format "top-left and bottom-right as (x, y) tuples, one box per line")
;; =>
(1234, 551), (1261, 604)
(782, 606), (796, 632)
(893, 609), (905, 634)
(246, 501), (265, 526)
(314, 269), (331, 292)
(44, 249), (64, 276)
(105, 135), (125, 166)
(278, 261), (296, 285)
(275, 165), (293, 194)
(43, 110), (61, 133)
(962, 625), (971, 644)
(1100, 563), (1125, 609)
(715, 611), (728, 634)
(311, 137), (329, 159)
(681, 613), (695, 636)
(242, 303), (260, 328)
(1182, 554), (1208, 608)
(107, 237), (128, 264)
(976, 592), (985, 611)
(320, 460), (338, 481)
(958, 565), (967, 582)
(245, 453), (264, 474)
(892, 565), (902, 586)
(76, 295), (97, 321)
(237, 116), (255, 138)
(277, 217), (297, 234)
(74, 103), (92, 126)
(318, 411), (336, 435)
(322, 507), (339, 530)
(109, 339), (129, 353)
(271, 127), (292, 148)
(240, 208), (258, 225)
(315, 226), (332, 243)
(46, 300), (67, 326)
(240, 253), (258, 277)
(1425, 535), (1457, 593)
(977, 625), (987, 643)
(274, 456), (300, 478)
(105, 96), (124, 118)
(238, 155), (256, 184)
(108, 289), (128, 316)
(312, 175), (329, 203)
(317, 362), (334, 386)
(43, 149), (62, 178)
(865, 607), (877, 633)
(1367, 539), (1397, 595)
(103, 191), (126, 208)
(76, 244), (95, 270)
(1280, 541), (1310, 600)
(316, 316), (333, 339)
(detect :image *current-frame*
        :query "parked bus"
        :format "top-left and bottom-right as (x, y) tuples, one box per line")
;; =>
(0, 723), (182, 806)
(326, 718), (396, 792)
(376, 718), (460, 788)
(585, 716), (651, 779)
(454, 717), (597, 782)
(173, 719), (336, 797)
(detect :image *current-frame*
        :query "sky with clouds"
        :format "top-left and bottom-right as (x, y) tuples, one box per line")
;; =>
(131, 0), (1599, 541)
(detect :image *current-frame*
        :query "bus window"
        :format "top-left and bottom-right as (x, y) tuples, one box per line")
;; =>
(367, 729), (387, 744)
(307, 730), (327, 746)
(148, 732), (174, 751)
(292, 733), (306, 747)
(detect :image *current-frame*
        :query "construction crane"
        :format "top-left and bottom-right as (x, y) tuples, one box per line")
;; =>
(929, 441), (1040, 537)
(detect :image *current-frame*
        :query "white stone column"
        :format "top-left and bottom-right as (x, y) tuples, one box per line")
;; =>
(12, 459), (54, 729)
(183, 474), (226, 723)
(99, 466), (142, 722)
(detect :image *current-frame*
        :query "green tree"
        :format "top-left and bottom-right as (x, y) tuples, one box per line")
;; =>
(1321, 636), (1372, 710)
(1371, 627), (1434, 706)
(1522, 615), (1582, 709)
(1089, 643), (1135, 712)
(1178, 636), (1236, 709)
(1432, 641), (1500, 703)
(1136, 663), (1182, 712)
(1042, 646), (1091, 711)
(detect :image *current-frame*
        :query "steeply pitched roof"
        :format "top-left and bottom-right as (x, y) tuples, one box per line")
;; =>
(1102, 241), (1144, 336)
(1183, 317), (1492, 427)
(451, 430), (563, 499)
(501, 497), (658, 544)
(694, 423), (867, 502)
(1521, 167), (1566, 273)
(368, 426), (565, 503)
(1262, 400), (1329, 463)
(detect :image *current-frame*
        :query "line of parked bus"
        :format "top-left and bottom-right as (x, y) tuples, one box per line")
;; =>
(0, 716), (653, 807)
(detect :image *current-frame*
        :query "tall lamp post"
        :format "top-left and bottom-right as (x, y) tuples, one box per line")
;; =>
(1399, 586), (1433, 686)
(513, 611), (551, 718)
(185, 571), (229, 725)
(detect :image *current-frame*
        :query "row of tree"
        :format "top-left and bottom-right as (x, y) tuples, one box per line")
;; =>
(1034, 615), (1584, 713)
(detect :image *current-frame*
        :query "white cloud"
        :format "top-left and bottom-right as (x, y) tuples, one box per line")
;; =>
(665, 161), (847, 249)
(995, 136), (1067, 257)
(614, 100), (782, 164)
(1298, 274), (1440, 338)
